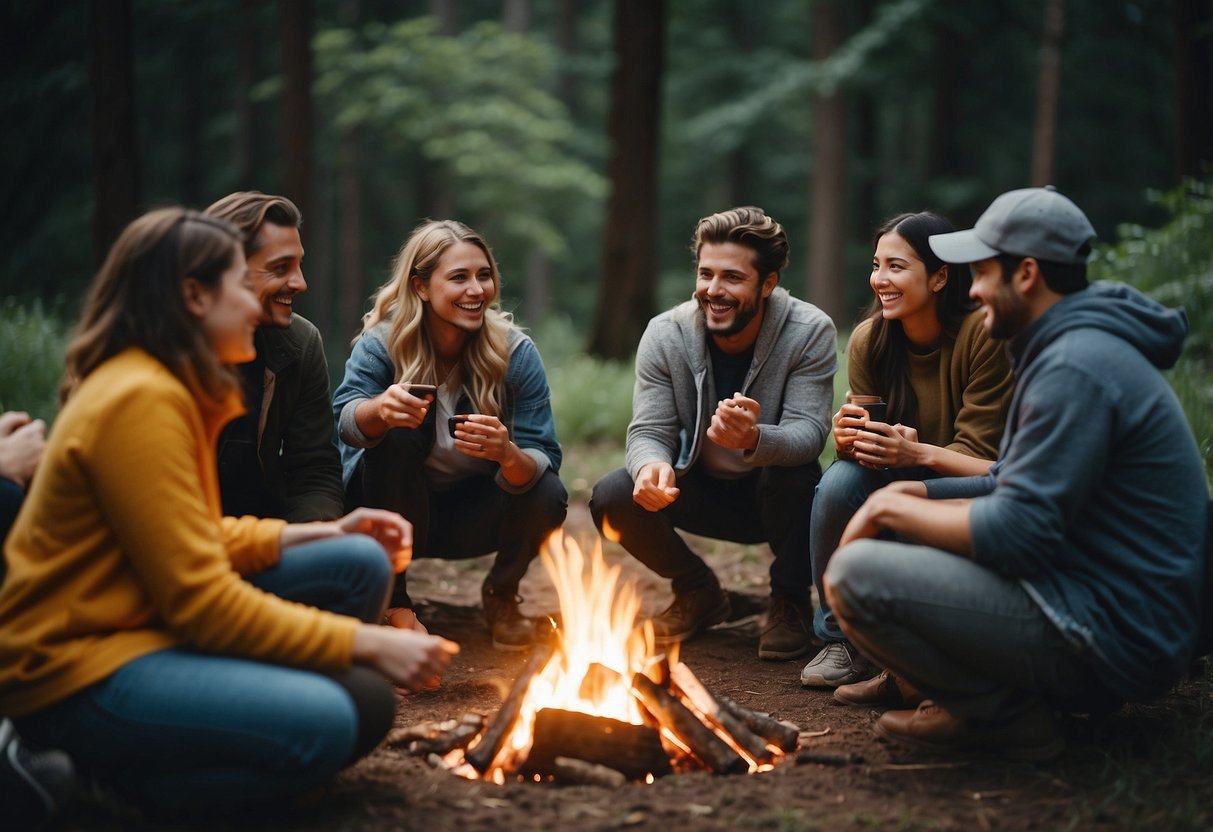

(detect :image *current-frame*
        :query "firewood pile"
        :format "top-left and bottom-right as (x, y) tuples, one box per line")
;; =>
(391, 645), (802, 785)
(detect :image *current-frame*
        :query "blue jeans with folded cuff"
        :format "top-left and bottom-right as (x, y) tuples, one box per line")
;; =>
(824, 539), (1117, 721)
(14, 534), (396, 811)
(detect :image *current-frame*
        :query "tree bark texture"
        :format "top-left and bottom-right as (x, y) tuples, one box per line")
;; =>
(588, 0), (665, 359)
(1030, 0), (1065, 187)
(807, 0), (847, 324)
(89, 0), (141, 265)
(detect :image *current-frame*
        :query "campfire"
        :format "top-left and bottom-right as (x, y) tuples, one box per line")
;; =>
(395, 531), (801, 785)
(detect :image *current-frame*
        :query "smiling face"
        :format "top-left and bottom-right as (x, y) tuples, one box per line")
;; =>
(193, 245), (262, 365)
(870, 232), (946, 334)
(970, 256), (1030, 340)
(695, 241), (777, 350)
(414, 240), (496, 340)
(247, 222), (306, 327)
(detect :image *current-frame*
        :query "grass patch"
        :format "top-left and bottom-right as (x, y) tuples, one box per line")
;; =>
(0, 298), (69, 422)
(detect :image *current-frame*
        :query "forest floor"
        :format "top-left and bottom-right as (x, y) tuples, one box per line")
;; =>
(57, 449), (1213, 832)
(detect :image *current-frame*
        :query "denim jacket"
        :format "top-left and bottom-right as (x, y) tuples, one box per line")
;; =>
(333, 322), (562, 494)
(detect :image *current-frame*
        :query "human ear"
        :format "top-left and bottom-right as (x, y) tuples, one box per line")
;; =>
(931, 265), (948, 293)
(181, 277), (210, 318)
(410, 274), (429, 302)
(761, 272), (779, 298)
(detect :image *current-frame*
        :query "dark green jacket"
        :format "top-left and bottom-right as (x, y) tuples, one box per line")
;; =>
(217, 315), (345, 522)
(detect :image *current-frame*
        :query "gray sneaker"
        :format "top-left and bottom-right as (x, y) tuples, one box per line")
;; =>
(0, 718), (76, 831)
(799, 642), (878, 688)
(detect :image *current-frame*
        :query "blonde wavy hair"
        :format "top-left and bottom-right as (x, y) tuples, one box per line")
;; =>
(360, 220), (513, 418)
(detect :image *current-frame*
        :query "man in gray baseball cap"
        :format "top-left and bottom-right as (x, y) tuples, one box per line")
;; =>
(818, 186), (1207, 761)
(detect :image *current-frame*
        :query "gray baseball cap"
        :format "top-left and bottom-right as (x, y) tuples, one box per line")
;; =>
(928, 186), (1096, 265)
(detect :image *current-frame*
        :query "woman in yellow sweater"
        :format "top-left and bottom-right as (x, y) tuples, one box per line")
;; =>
(801, 211), (1013, 689)
(0, 208), (458, 811)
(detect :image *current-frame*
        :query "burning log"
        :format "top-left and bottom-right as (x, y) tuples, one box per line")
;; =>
(629, 672), (748, 774)
(669, 663), (774, 764)
(523, 708), (671, 781)
(553, 756), (627, 788)
(406, 715), (484, 756)
(465, 644), (554, 773)
(716, 694), (800, 752)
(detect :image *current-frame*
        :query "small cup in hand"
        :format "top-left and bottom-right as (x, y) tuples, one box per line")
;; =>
(447, 415), (468, 438)
(846, 394), (887, 423)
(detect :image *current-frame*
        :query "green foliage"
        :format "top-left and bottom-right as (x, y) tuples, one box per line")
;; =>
(313, 17), (606, 261)
(537, 316), (633, 447)
(0, 299), (68, 423)
(1091, 176), (1213, 484)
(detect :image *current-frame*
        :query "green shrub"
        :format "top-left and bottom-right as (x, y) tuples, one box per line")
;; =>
(1091, 176), (1213, 485)
(0, 299), (68, 423)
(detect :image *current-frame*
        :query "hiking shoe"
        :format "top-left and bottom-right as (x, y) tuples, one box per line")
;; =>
(0, 718), (76, 831)
(758, 595), (815, 661)
(651, 581), (731, 645)
(875, 699), (1065, 762)
(834, 669), (923, 708)
(800, 642), (878, 688)
(482, 581), (533, 652)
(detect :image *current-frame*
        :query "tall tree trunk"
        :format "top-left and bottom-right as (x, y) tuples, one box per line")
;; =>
(807, 0), (847, 323)
(505, 0), (551, 326)
(89, 0), (141, 264)
(279, 0), (328, 335)
(336, 0), (365, 343)
(588, 0), (665, 359)
(1030, 0), (1064, 187)
(555, 0), (580, 110)
(431, 0), (457, 34)
(233, 0), (257, 188)
(1175, 0), (1213, 179)
(178, 24), (205, 205)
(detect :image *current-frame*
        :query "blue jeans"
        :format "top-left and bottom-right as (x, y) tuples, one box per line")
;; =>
(825, 539), (1118, 720)
(810, 460), (939, 642)
(14, 535), (395, 811)
(589, 460), (821, 599)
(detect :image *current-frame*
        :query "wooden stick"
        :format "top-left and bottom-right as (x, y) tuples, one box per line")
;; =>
(465, 644), (554, 773)
(629, 672), (747, 774)
(669, 663), (773, 764)
(553, 756), (628, 788)
(716, 693), (800, 752)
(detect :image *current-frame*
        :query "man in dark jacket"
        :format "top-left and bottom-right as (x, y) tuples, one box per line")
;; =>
(824, 187), (1208, 760)
(205, 192), (345, 522)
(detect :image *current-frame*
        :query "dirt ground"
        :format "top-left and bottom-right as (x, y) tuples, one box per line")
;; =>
(60, 503), (1213, 832)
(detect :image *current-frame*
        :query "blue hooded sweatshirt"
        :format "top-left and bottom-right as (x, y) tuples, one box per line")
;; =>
(929, 281), (1207, 703)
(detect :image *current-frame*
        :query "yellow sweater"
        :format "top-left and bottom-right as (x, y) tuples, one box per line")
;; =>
(0, 348), (358, 716)
(847, 309), (1012, 459)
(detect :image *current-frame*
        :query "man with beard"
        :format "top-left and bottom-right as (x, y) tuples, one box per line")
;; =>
(206, 192), (345, 522)
(591, 206), (836, 660)
(823, 187), (1208, 760)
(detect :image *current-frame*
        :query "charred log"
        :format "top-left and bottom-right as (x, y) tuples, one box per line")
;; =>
(465, 645), (554, 773)
(523, 708), (671, 781)
(629, 672), (747, 774)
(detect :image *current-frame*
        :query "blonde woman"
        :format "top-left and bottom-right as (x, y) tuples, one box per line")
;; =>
(334, 220), (566, 651)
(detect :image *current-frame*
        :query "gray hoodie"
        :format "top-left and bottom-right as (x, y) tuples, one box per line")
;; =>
(929, 281), (1207, 702)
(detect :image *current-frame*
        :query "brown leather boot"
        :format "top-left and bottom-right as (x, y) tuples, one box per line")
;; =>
(875, 700), (1065, 762)
(651, 577), (731, 644)
(482, 581), (533, 652)
(758, 594), (815, 661)
(834, 670), (923, 708)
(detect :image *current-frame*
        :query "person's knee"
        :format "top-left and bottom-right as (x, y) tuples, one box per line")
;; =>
(518, 470), (568, 531)
(326, 667), (395, 764)
(342, 534), (395, 593)
(277, 677), (362, 783)
(822, 541), (884, 625)
(589, 467), (635, 528)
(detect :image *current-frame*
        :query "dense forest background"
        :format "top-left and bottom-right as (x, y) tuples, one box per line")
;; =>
(4, 0), (1210, 354)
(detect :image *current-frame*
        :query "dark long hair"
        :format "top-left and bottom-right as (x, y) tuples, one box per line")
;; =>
(862, 211), (974, 426)
(61, 207), (243, 404)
